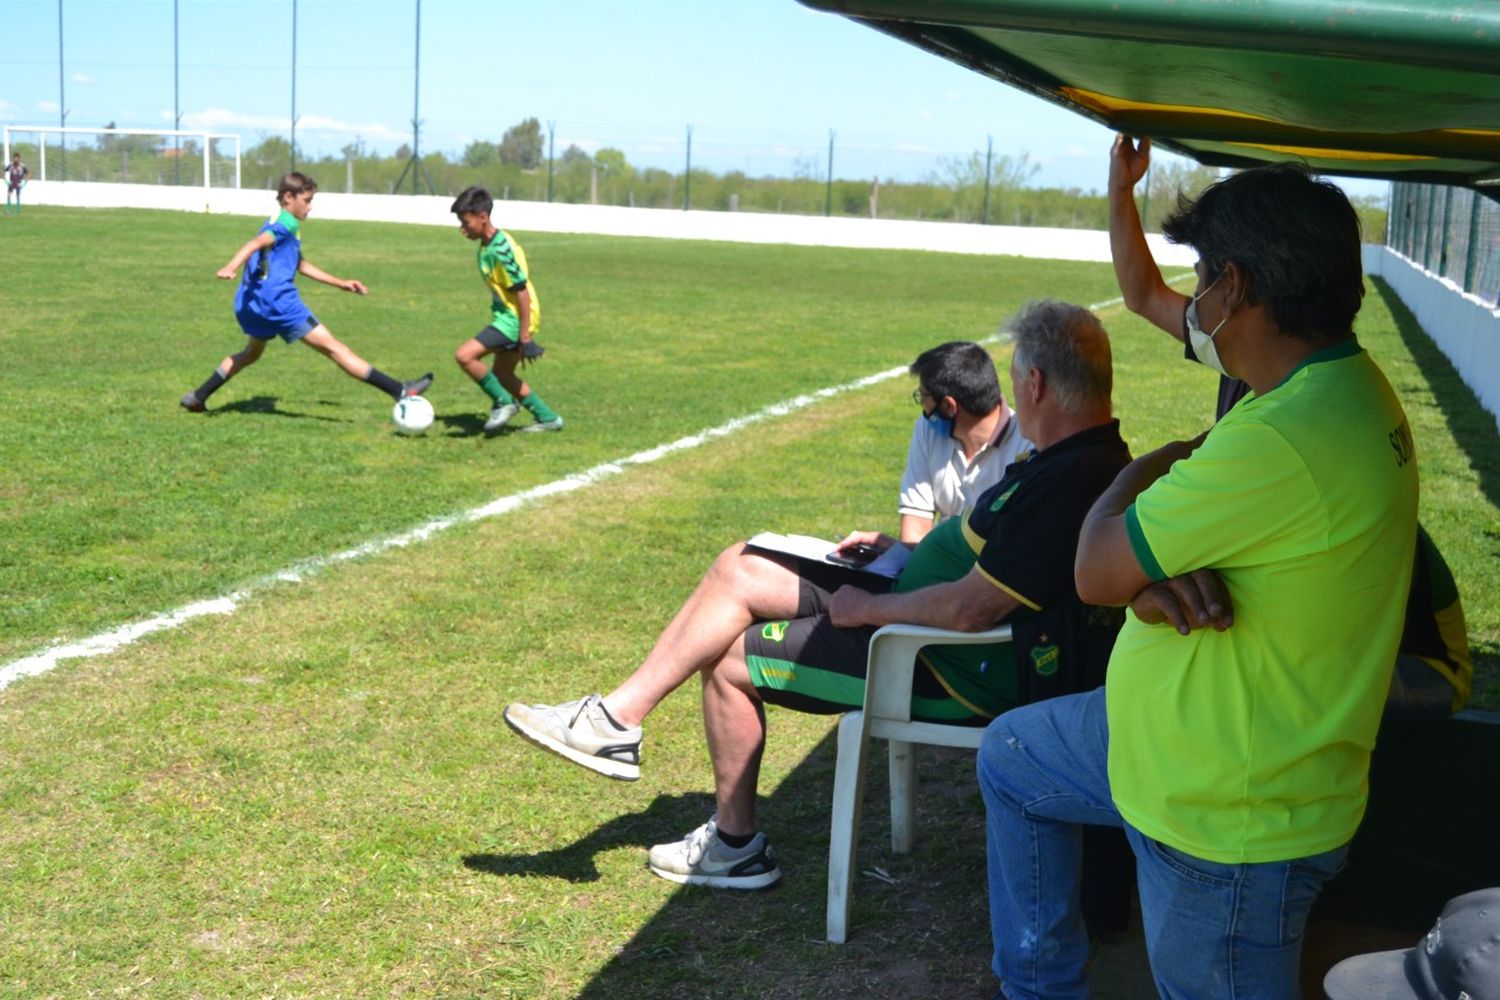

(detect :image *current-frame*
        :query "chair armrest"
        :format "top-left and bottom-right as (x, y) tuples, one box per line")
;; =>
(863, 623), (1013, 722)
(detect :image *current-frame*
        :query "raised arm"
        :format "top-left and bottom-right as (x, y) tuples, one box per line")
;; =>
(216, 231), (275, 280)
(1109, 135), (1189, 341)
(1074, 439), (1195, 606)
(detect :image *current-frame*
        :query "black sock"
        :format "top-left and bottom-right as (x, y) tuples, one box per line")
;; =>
(716, 829), (755, 849)
(194, 369), (228, 401)
(364, 367), (402, 399)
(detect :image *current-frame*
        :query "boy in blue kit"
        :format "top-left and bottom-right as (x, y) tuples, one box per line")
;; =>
(450, 186), (562, 434)
(180, 171), (432, 413)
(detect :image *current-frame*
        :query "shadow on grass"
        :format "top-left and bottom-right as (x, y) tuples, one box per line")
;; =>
(466, 726), (1019, 999)
(1371, 278), (1500, 509)
(437, 412), (488, 437)
(216, 395), (349, 423)
(463, 792), (715, 883)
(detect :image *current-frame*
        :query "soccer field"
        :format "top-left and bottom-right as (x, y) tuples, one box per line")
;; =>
(0, 206), (1495, 996)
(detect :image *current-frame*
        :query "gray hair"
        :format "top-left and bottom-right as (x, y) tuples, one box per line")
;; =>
(1004, 300), (1112, 413)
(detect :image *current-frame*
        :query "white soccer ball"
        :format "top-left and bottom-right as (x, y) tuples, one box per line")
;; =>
(392, 394), (435, 435)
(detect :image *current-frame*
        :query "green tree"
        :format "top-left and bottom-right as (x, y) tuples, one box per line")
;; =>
(498, 118), (543, 170)
(462, 140), (498, 168)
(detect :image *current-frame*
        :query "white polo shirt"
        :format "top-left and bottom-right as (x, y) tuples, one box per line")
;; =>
(898, 413), (1031, 522)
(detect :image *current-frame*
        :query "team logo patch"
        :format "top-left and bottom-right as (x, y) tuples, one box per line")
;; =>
(988, 482), (1020, 512)
(1030, 642), (1060, 677)
(762, 622), (789, 643)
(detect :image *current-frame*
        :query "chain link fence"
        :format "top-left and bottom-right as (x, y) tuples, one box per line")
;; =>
(1387, 183), (1500, 306)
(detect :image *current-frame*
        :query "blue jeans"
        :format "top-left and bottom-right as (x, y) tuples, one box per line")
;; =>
(976, 688), (1348, 1000)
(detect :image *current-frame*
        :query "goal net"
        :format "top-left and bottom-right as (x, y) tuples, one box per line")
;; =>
(3, 126), (241, 188)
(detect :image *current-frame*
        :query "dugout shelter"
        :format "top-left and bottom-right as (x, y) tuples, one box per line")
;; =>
(800, 0), (1500, 193)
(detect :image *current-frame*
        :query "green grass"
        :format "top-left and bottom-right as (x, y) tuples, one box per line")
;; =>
(0, 206), (1495, 997)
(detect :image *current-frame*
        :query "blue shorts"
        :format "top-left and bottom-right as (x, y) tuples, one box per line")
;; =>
(237, 307), (319, 343)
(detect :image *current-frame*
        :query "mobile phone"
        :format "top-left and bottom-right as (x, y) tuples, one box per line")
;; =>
(826, 543), (879, 569)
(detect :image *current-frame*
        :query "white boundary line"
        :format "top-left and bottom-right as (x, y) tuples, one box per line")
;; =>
(1, 288), (1170, 693)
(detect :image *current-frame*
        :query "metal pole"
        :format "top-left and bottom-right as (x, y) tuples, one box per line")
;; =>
(825, 129), (835, 217)
(546, 120), (555, 203)
(174, 0), (181, 184)
(1439, 184), (1455, 277)
(202, 131), (210, 192)
(58, 0), (67, 178)
(981, 134), (993, 225)
(1463, 190), (1483, 295)
(411, 0), (420, 194)
(291, 0), (298, 171)
(684, 125), (692, 210)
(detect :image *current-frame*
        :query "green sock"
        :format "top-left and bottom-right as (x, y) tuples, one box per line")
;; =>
(478, 372), (513, 405)
(519, 391), (558, 422)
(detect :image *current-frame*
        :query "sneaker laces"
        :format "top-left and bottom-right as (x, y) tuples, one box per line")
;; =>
(682, 818), (718, 864)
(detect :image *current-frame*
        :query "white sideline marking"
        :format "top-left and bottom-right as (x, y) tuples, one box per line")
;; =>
(1, 289), (1147, 693)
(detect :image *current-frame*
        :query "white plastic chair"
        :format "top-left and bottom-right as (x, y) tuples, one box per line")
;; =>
(825, 621), (1013, 943)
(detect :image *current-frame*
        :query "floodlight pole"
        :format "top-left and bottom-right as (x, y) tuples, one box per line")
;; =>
(825, 129), (835, 217)
(57, 0), (67, 178)
(392, 0), (434, 195)
(546, 120), (555, 202)
(684, 125), (692, 210)
(173, 0), (183, 184)
(290, 0), (298, 171)
(981, 134), (994, 225)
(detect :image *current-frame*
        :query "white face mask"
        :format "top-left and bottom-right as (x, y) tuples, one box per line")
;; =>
(1186, 271), (1231, 377)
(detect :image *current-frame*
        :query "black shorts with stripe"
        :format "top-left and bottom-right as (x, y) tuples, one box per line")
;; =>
(742, 557), (982, 724)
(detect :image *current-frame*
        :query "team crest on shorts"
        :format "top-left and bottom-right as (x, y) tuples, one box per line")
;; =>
(762, 622), (789, 642)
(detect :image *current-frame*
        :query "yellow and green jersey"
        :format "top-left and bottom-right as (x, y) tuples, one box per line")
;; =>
(478, 229), (540, 336)
(1109, 338), (1419, 864)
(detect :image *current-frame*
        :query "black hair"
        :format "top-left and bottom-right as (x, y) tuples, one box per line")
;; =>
(276, 171), (317, 202)
(1006, 301), (1112, 413)
(1161, 162), (1363, 340)
(451, 185), (493, 217)
(909, 341), (1002, 415)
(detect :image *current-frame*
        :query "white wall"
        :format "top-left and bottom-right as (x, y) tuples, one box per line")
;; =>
(1364, 245), (1500, 433)
(19, 179), (1196, 266)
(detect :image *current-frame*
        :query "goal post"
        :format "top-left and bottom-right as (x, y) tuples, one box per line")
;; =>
(2, 125), (241, 189)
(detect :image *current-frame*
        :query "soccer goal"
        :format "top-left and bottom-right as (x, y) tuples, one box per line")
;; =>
(2, 125), (241, 189)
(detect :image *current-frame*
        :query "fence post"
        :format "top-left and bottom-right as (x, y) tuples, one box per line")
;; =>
(1439, 185), (1455, 276)
(1463, 191), (1483, 295)
(1421, 186), (1437, 270)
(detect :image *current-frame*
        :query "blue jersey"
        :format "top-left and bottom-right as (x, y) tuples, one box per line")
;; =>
(234, 209), (307, 325)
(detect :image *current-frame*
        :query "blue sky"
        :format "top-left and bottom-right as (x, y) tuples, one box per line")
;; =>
(3, 0), (1384, 197)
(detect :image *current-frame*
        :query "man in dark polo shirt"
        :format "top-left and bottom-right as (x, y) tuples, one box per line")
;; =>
(504, 300), (1129, 891)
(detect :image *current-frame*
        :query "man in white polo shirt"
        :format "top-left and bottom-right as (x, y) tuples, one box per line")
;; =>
(900, 340), (1032, 544)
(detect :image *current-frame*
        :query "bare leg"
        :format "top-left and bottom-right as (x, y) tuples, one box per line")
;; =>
(493, 349), (528, 399)
(701, 636), (769, 836)
(455, 337), (492, 380)
(301, 325), (372, 380)
(603, 543), (802, 727)
(218, 336), (267, 378)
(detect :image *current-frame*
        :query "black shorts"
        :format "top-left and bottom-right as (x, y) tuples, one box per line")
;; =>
(474, 325), (544, 359)
(741, 557), (977, 723)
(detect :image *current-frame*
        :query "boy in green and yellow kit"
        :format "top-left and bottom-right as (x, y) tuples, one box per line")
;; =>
(450, 186), (562, 434)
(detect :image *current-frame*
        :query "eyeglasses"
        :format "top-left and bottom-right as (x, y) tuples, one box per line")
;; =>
(911, 387), (927, 405)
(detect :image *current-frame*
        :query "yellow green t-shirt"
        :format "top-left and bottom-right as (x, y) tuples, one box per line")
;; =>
(1108, 339), (1419, 864)
(478, 229), (540, 336)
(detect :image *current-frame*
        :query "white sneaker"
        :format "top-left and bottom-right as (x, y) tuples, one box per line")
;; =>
(520, 415), (564, 433)
(503, 693), (641, 781)
(647, 816), (782, 889)
(484, 402), (520, 434)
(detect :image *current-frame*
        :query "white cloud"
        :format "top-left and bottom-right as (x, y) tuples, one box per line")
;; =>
(944, 92), (960, 102)
(168, 106), (401, 140)
(0, 99), (14, 114)
(71, 73), (94, 85)
(917, 110), (933, 121)
(38, 100), (60, 113)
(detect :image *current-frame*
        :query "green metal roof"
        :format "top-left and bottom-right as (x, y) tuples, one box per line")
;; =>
(801, 0), (1500, 190)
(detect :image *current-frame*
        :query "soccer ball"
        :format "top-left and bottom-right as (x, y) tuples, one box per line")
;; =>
(392, 395), (435, 435)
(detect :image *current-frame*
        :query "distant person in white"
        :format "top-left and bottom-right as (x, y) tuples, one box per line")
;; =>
(899, 340), (1032, 544)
